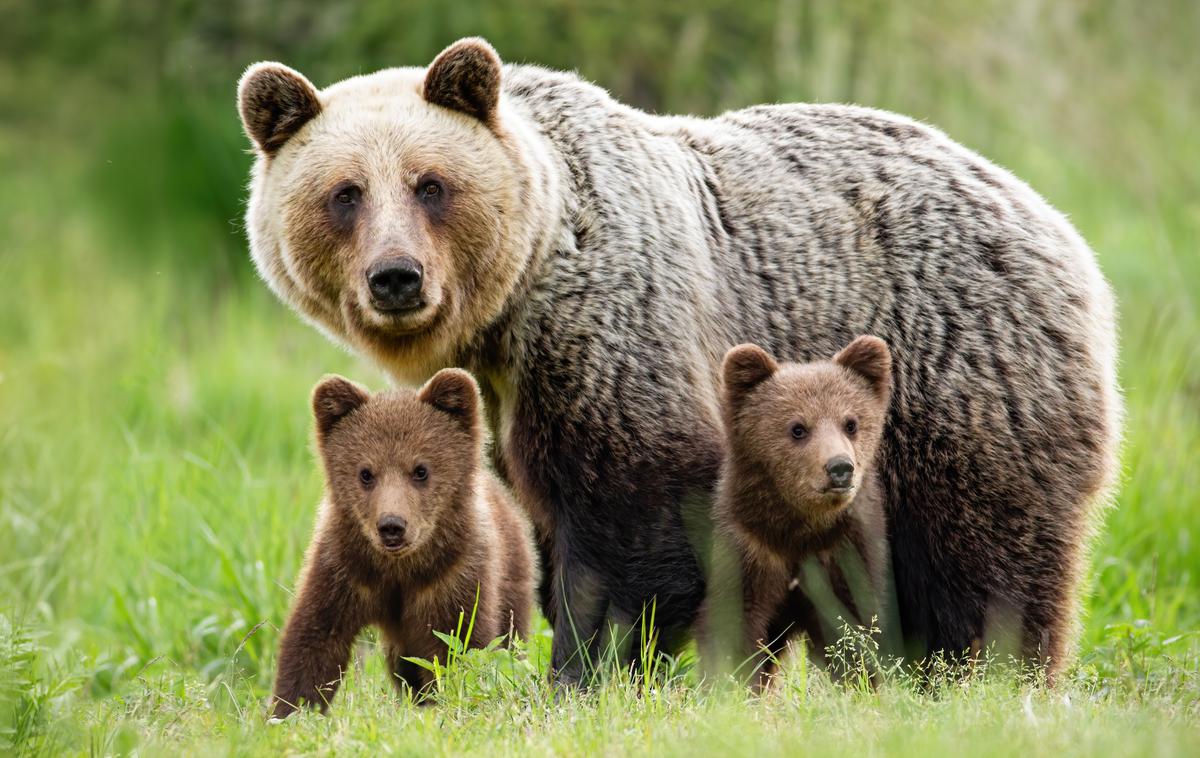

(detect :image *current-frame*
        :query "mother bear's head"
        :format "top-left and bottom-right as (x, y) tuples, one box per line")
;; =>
(238, 38), (556, 383)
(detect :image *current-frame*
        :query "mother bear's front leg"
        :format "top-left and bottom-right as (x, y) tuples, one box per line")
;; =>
(506, 378), (721, 683)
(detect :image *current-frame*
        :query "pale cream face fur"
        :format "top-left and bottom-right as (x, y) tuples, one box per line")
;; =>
(243, 64), (556, 385)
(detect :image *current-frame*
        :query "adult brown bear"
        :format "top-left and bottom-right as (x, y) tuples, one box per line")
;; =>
(238, 38), (1121, 683)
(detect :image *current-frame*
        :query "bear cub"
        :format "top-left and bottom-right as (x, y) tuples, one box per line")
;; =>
(271, 369), (536, 717)
(707, 336), (892, 688)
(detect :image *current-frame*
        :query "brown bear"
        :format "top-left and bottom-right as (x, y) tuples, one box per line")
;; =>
(704, 336), (891, 688)
(270, 369), (536, 717)
(239, 38), (1121, 684)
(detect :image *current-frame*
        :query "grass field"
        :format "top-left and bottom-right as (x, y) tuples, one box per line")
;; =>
(2, 2), (1199, 755)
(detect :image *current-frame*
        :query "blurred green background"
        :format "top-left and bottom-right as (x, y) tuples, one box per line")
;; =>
(1, 0), (1198, 753)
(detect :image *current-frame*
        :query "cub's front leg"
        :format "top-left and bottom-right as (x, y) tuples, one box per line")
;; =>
(741, 559), (793, 692)
(383, 639), (434, 703)
(271, 551), (365, 718)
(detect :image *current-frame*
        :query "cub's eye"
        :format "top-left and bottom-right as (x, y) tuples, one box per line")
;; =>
(791, 423), (808, 440)
(844, 419), (858, 435)
(359, 468), (375, 487)
(412, 464), (429, 482)
(417, 180), (442, 199)
(333, 185), (361, 206)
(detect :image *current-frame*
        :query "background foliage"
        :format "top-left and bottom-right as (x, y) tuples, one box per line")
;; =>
(1, 0), (1197, 753)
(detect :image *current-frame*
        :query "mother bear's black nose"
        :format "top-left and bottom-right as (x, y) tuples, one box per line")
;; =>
(367, 256), (423, 311)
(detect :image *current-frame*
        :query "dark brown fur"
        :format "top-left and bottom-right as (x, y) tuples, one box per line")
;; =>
(270, 370), (535, 717)
(704, 337), (892, 688)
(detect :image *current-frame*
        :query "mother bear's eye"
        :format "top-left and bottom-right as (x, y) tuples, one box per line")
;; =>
(333, 185), (361, 206)
(416, 177), (444, 201)
(791, 423), (808, 440)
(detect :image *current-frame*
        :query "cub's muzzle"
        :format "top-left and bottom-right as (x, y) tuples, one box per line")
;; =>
(825, 456), (855, 490)
(376, 514), (408, 551)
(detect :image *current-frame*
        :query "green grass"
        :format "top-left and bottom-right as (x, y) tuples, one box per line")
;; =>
(2, 1), (1200, 754)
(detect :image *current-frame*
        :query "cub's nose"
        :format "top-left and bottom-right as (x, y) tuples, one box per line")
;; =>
(825, 457), (855, 489)
(367, 256), (423, 312)
(377, 515), (408, 550)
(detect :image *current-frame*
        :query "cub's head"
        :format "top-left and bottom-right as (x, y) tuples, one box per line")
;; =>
(239, 39), (552, 383)
(311, 369), (483, 558)
(721, 336), (892, 519)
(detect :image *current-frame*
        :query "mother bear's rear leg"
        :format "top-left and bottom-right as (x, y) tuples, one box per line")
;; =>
(888, 453), (1103, 683)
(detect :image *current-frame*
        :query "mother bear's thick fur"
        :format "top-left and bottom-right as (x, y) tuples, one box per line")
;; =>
(239, 38), (1120, 683)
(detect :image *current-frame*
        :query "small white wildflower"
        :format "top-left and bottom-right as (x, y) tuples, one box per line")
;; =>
(1022, 692), (1037, 724)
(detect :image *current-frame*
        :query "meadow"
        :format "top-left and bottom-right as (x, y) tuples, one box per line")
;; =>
(1, 1), (1198, 754)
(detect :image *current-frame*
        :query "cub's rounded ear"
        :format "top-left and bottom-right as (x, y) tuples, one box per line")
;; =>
(419, 368), (481, 428)
(833, 335), (893, 400)
(423, 37), (502, 126)
(312, 375), (370, 438)
(238, 62), (321, 154)
(722, 344), (779, 399)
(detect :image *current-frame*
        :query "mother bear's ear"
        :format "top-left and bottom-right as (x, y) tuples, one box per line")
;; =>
(423, 37), (503, 126)
(238, 63), (322, 155)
